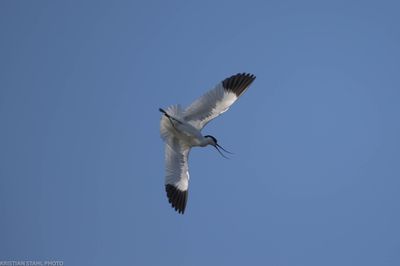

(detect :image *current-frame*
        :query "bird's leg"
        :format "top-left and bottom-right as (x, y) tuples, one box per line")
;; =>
(159, 108), (182, 131)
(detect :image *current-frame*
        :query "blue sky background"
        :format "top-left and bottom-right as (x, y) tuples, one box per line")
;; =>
(1, 1), (399, 265)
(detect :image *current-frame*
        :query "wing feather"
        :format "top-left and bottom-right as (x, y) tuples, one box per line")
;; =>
(184, 73), (256, 130)
(164, 137), (190, 214)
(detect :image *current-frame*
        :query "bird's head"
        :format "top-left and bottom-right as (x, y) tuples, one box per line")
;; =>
(204, 135), (233, 159)
(204, 135), (218, 145)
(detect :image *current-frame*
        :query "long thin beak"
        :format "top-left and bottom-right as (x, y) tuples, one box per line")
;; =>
(216, 143), (234, 154)
(214, 144), (234, 159)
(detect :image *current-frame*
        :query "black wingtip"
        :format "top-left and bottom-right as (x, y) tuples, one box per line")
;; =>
(222, 73), (256, 97)
(165, 184), (188, 214)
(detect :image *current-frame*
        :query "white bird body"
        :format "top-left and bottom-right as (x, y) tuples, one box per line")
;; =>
(160, 73), (256, 214)
(160, 105), (211, 147)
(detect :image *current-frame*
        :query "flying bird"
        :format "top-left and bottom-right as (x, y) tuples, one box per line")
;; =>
(159, 73), (256, 214)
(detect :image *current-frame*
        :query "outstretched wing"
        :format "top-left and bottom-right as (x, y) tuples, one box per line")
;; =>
(164, 137), (190, 214)
(184, 73), (256, 130)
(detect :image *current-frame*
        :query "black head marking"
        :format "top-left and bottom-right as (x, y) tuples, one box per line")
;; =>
(204, 135), (217, 144)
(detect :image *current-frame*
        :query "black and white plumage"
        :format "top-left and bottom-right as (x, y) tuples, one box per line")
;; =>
(160, 73), (256, 214)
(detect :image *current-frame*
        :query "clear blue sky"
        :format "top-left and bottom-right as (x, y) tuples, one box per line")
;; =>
(1, 1), (399, 265)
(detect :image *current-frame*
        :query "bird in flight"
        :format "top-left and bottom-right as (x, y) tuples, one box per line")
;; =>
(159, 73), (256, 214)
